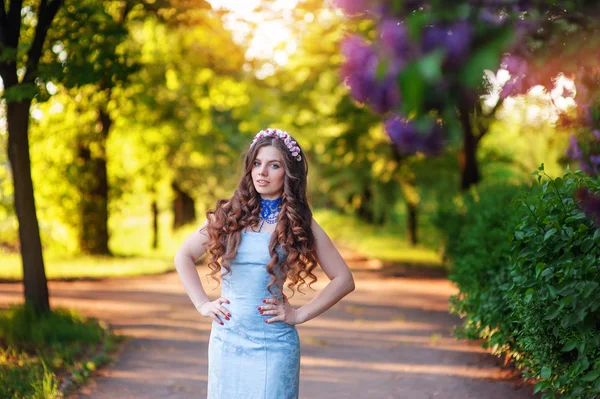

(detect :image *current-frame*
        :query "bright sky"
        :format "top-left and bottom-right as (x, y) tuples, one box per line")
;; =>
(207, 0), (300, 79)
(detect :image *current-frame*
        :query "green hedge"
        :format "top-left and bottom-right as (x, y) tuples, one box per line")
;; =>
(434, 181), (529, 349)
(437, 166), (600, 399)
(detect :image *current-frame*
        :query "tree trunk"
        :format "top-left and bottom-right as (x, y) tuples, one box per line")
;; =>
(406, 200), (418, 246)
(77, 143), (110, 254)
(458, 98), (481, 191)
(356, 186), (376, 224)
(7, 100), (50, 312)
(76, 108), (111, 255)
(172, 182), (196, 229)
(152, 199), (159, 249)
(393, 149), (419, 247)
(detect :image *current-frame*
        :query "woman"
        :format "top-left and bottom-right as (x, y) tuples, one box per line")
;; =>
(174, 128), (356, 399)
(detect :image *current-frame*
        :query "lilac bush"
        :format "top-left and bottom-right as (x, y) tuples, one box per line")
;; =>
(334, 0), (600, 221)
(339, 36), (401, 114)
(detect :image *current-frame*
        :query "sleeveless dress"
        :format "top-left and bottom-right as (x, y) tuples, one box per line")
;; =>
(207, 231), (301, 399)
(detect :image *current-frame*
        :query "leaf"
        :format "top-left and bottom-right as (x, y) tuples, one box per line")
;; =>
(581, 369), (600, 382)
(416, 49), (445, 82)
(565, 214), (586, 223)
(544, 306), (562, 321)
(407, 11), (432, 41)
(534, 381), (547, 394)
(554, 177), (564, 188)
(535, 262), (546, 278)
(541, 391), (555, 399)
(541, 366), (552, 379)
(560, 339), (578, 352)
(582, 282), (598, 298)
(541, 267), (554, 279)
(398, 61), (425, 115)
(515, 231), (524, 240)
(544, 228), (557, 241)
(581, 238), (594, 253)
(459, 26), (513, 88)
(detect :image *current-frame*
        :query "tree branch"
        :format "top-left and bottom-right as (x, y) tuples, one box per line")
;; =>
(119, 0), (133, 24)
(5, 0), (23, 48)
(0, 3), (6, 44)
(23, 0), (63, 83)
(475, 97), (504, 145)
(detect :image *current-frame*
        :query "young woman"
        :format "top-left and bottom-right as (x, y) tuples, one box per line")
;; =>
(174, 128), (356, 399)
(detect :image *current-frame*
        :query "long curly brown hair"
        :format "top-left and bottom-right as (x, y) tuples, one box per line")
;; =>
(203, 133), (318, 298)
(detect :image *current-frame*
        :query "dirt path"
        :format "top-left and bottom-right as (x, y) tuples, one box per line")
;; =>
(0, 249), (537, 399)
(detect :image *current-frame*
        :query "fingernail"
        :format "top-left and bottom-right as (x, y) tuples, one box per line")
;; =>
(257, 306), (261, 310)
(227, 313), (231, 317)
(265, 320), (268, 323)
(263, 299), (266, 303)
(220, 322), (224, 325)
(260, 311), (263, 314)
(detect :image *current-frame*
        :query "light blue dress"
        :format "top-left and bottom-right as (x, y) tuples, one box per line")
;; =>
(207, 231), (300, 399)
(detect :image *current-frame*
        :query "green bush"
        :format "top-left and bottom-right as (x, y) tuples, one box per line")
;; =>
(437, 166), (600, 399)
(434, 181), (530, 352)
(507, 166), (600, 398)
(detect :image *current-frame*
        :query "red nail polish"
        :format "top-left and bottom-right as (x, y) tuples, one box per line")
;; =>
(257, 306), (261, 310)
(260, 311), (263, 314)
(265, 320), (268, 323)
(228, 314), (231, 317)
(263, 299), (266, 303)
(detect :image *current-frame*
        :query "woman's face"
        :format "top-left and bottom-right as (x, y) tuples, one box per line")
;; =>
(252, 145), (285, 200)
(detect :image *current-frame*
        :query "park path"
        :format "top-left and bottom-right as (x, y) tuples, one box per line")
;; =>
(0, 248), (537, 399)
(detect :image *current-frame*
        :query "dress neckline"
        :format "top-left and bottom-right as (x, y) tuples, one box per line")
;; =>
(242, 231), (273, 236)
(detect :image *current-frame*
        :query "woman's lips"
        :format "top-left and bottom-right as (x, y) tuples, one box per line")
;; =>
(256, 180), (269, 186)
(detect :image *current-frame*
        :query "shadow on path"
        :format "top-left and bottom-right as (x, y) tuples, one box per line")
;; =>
(0, 246), (537, 399)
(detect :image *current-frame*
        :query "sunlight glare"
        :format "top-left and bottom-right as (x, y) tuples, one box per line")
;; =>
(207, 0), (300, 77)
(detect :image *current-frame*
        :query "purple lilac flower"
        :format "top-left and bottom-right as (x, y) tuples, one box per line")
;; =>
(385, 115), (444, 156)
(340, 35), (401, 114)
(499, 55), (529, 99)
(479, 9), (506, 26)
(581, 104), (593, 126)
(378, 19), (412, 63)
(576, 188), (600, 226)
(421, 21), (472, 69)
(566, 135), (583, 160)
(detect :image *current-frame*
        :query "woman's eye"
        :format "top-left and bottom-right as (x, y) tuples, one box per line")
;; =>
(253, 161), (260, 166)
(271, 164), (280, 169)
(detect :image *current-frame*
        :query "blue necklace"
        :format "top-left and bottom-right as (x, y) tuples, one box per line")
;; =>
(258, 196), (282, 231)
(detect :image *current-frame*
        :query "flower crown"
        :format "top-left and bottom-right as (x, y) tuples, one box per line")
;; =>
(250, 128), (302, 162)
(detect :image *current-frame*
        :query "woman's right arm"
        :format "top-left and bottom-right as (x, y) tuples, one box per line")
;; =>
(173, 220), (230, 324)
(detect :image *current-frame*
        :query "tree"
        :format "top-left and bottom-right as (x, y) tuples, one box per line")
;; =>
(0, 0), (64, 312)
(332, 0), (600, 192)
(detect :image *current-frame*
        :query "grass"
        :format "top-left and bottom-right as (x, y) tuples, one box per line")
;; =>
(0, 207), (444, 281)
(313, 208), (443, 268)
(0, 216), (197, 281)
(0, 303), (120, 399)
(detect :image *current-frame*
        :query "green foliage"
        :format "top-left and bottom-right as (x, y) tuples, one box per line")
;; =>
(0, 304), (102, 348)
(438, 166), (600, 398)
(508, 167), (600, 398)
(314, 208), (441, 265)
(0, 303), (116, 399)
(434, 181), (531, 348)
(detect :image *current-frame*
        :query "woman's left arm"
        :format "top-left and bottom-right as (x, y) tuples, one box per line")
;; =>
(294, 218), (356, 324)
